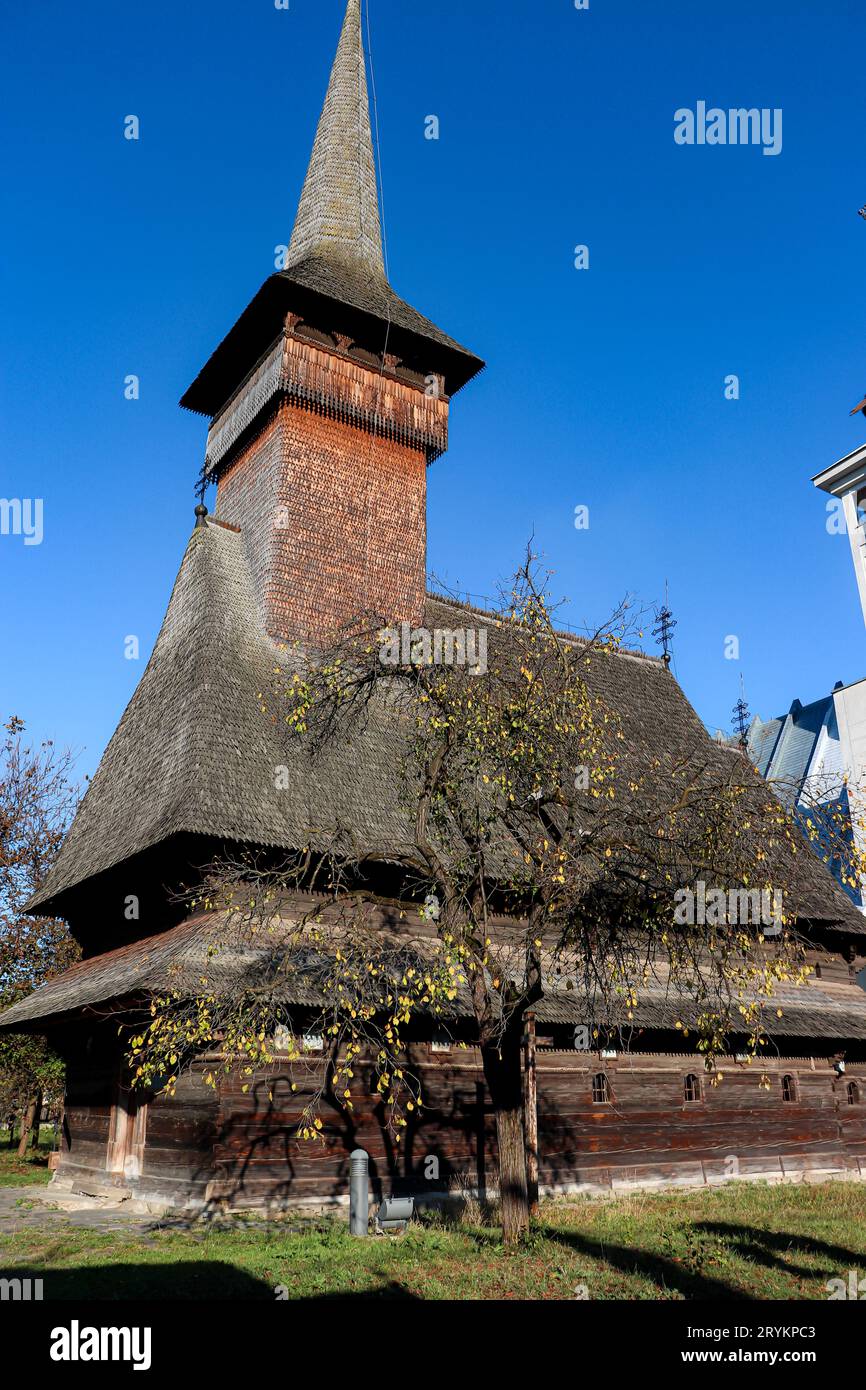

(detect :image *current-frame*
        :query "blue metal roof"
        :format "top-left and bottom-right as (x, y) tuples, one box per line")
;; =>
(748, 690), (861, 907)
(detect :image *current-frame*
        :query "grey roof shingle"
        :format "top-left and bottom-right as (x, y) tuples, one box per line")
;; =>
(285, 0), (384, 281)
(4, 909), (865, 1041)
(27, 519), (418, 911)
(277, 257), (479, 363)
(749, 716), (785, 778)
(26, 518), (866, 941)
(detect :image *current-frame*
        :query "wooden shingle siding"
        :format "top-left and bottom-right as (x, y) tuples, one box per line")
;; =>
(216, 396), (430, 649)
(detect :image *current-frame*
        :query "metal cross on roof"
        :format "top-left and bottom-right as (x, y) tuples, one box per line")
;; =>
(652, 603), (677, 667)
(732, 685), (751, 751)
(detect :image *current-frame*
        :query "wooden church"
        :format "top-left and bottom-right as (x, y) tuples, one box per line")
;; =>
(3, 0), (866, 1211)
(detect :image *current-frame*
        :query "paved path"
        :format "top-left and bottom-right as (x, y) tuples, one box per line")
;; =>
(0, 1187), (166, 1236)
(0, 1185), (337, 1238)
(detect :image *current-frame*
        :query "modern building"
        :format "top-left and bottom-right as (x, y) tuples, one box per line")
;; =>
(748, 682), (866, 909)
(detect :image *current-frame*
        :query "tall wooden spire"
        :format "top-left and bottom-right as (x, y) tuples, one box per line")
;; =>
(286, 0), (385, 281)
(181, 0), (483, 421)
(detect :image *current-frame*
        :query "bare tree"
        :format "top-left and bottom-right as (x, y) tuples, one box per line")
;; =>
(0, 717), (80, 1153)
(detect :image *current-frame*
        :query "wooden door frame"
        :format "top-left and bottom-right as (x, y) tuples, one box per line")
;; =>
(107, 1076), (148, 1179)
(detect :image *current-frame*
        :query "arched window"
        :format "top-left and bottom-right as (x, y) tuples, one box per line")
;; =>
(592, 1072), (611, 1104)
(781, 1074), (797, 1103)
(847, 1081), (860, 1106)
(684, 1074), (702, 1104)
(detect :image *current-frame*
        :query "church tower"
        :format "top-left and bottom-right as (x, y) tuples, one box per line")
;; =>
(181, 0), (482, 649)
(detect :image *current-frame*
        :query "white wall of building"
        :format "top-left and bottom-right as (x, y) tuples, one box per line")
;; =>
(833, 679), (866, 868)
(814, 442), (866, 630)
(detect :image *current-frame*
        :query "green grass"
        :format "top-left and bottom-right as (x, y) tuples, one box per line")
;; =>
(1, 1181), (865, 1299)
(0, 1129), (54, 1188)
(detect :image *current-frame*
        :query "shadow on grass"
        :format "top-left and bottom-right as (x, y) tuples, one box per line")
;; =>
(298, 1282), (421, 1301)
(695, 1222), (866, 1284)
(542, 1225), (750, 1300)
(416, 1215), (752, 1298)
(0, 1146), (52, 1188)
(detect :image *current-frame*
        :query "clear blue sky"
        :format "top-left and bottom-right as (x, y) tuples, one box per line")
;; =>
(2, 0), (865, 779)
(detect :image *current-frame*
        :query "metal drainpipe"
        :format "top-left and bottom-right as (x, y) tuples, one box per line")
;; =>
(349, 1148), (369, 1236)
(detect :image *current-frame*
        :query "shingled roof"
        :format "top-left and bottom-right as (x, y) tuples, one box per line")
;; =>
(286, 0), (383, 281)
(179, 262), (484, 418)
(27, 518), (417, 914)
(25, 516), (866, 943)
(4, 907), (866, 1041)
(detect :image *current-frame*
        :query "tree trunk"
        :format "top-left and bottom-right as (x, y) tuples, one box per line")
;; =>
(482, 1030), (530, 1246)
(524, 1013), (539, 1216)
(17, 1090), (41, 1159)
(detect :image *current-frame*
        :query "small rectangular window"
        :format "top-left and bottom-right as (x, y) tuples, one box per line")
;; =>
(592, 1073), (611, 1104)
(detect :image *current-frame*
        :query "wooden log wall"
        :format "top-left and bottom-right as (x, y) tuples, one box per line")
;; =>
(534, 1053), (866, 1191)
(131, 1068), (218, 1201)
(58, 1030), (115, 1186)
(51, 1025), (218, 1202)
(208, 1048), (866, 1209)
(53, 1029), (866, 1209)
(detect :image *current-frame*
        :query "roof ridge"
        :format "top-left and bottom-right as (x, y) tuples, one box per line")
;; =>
(425, 591), (665, 667)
